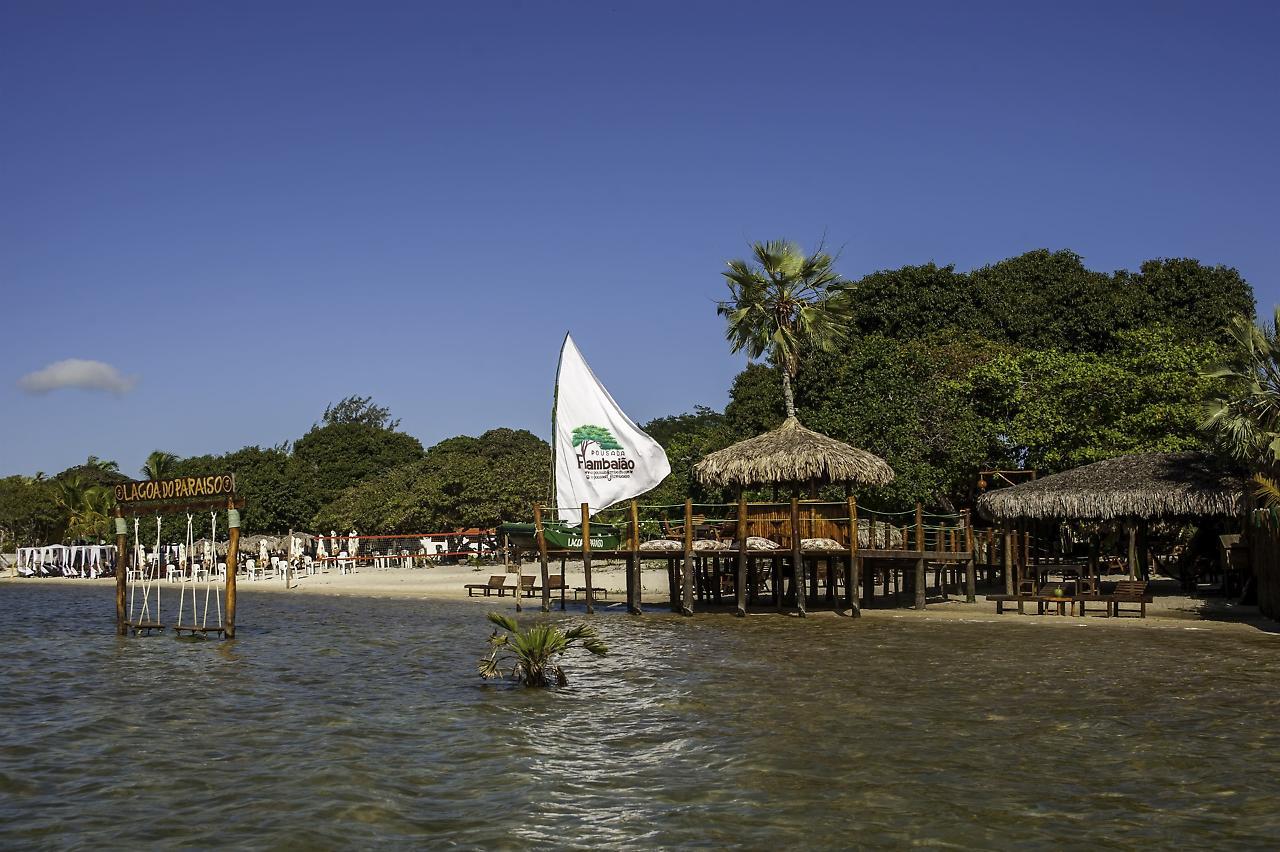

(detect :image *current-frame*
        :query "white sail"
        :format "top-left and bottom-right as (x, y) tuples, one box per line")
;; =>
(553, 334), (670, 523)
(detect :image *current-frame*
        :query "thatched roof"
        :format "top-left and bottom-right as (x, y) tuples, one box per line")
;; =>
(977, 452), (1246, 522)
(694, 417), (895, 489)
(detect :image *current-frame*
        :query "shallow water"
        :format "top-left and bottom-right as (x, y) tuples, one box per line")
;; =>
(1, 585), (1278, 849)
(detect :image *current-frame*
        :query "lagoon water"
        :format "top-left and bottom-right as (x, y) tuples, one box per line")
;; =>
(2, 584), (1278, 849)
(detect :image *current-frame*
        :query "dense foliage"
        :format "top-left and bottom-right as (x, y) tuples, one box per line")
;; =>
(313, 428), (550, 533)
(1, 249), (1257, 544)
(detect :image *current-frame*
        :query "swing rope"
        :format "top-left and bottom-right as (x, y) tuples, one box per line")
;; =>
(128, 517), (141, 623)
(177, 513), (195, 629)
(202, 511), (223, 629)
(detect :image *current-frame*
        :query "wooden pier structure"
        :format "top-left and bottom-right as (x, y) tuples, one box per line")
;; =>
(519, 499), (1026, 617)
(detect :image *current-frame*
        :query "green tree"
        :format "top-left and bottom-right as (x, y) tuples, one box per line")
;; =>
(141, 450), (179, 481)
(0, 475), (64, 548)
(313, 428), (549, 533)
(173, 445), (312, 536)
(967, 327), (1224, 472)
(634, 408), (737, 507)
(718, 240), (849, 419)
(293, 421), (425, 513)
(643, 405), (726, 445)
(321, 395), (400, 430)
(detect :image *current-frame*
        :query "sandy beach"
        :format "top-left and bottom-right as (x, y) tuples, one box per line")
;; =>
(4, 561), (1274, 635)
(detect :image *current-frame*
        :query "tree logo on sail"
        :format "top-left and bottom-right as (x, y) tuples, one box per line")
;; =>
(571, 425), (636, 481)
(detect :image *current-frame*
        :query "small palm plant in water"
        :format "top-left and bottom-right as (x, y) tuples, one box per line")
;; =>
(478, 612), (608, 687)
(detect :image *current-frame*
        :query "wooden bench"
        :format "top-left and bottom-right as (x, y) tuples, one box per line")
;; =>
(1110, 580), (1152, 618)
(465, 575), (511, 597)
(573, 586), (608, 600)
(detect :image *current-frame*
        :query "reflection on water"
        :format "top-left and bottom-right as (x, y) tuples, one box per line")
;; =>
(1, 585), (1278, 848)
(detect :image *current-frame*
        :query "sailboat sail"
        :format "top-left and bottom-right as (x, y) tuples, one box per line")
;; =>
(552, 334), (671, 523)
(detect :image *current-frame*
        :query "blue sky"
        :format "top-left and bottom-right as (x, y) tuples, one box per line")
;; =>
(3, 1), (1277, 477)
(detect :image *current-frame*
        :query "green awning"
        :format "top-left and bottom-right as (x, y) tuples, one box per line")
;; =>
(498, 522), (622, 551)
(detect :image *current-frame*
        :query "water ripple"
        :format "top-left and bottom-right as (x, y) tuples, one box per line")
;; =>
(1, 585), (1277, 848)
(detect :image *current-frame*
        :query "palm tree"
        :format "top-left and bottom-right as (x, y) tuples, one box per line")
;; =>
(52, 475), (113, 539)
(478, 612), (607, 687)
(717, 240), (850, 419)
(84, 455), (120, 474)
(1202, 308), (1280, 505)
(141, 450), (179, 481)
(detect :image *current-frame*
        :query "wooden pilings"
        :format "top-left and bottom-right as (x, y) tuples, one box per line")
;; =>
(581, 503), (593, 615)
(114, 507), (127, 636)
(963, 510), (976, 603)
(681, 499), (694, 616)
(534, 502), (551, 613)
(846, 496), (860, 618)
(914, 501), (926, 611)
(225, 498), (239, 640)
(791, 495), (805, 618)
(735, 492), (748, 617)
(1003, 522), (1015, 595)
(627, 499), (641, 615)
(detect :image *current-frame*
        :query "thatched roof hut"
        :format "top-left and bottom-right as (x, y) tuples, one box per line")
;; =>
(694, 416), (895, 489)
(978, 451), (1246, 522)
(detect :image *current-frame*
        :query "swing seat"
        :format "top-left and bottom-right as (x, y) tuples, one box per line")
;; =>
(173, 623), (226, 636)
(125, 620), (166, 635)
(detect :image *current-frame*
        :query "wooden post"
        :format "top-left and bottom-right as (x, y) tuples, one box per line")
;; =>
(225, 498), (239, 639)
(1127, 522), (1137, 580)
(791, 494), (805, 617)
(1003, 522), (1014, 595)
(533, 503), (551, 613)
(846, 495), (860, 617)
(628, 499), (641, 615)
(1137, 520), (1150, 581)
(512, 531), (522, 614)
(681, 499), (694, 616)
(963, 510), (976, 603)
(735, 491), (748, 617)
(581, 503), (594, 615)
(114, 507), (127, 636)
(1023, 527), (1032, 577)
(284, 527), (294, 591)
(914, 501), (926, 610)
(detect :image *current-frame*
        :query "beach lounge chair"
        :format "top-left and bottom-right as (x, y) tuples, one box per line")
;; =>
(533, 575), (566, 595)
(466, 575), (510, 597)
(1109, 580), (1152, 617)
(573, 585), (608, 600)
(987, 579), (1038, 614)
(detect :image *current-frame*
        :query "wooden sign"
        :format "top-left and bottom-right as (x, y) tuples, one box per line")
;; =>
(114, 474), (236, 505)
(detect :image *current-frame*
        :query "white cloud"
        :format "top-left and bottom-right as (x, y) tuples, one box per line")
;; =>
(18, 359), (138, 395)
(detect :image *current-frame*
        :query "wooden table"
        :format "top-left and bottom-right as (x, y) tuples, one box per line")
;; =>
(1036, 595), (1077, 616)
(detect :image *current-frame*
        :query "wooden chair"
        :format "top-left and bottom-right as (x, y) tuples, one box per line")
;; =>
(465, 575), (510, 597)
